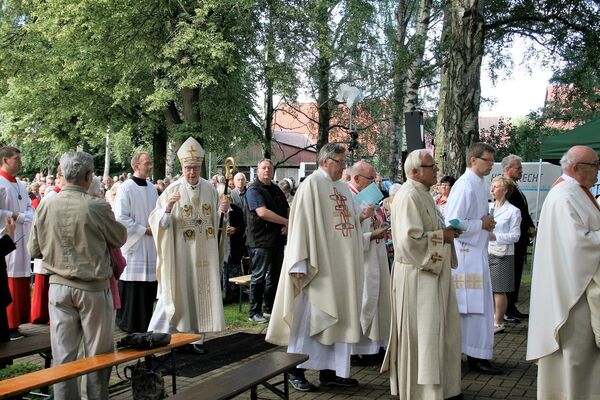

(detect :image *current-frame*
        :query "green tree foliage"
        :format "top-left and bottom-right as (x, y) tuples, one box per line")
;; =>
(0, 0), (261, 177)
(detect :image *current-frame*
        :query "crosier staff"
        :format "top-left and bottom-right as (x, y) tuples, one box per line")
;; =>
(218, 157), (236, 244)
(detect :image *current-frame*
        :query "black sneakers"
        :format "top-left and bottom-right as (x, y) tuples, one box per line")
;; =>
(9, 329), (24, 341)
(288, 374), (316, 392)
(319, 376), (359, 387)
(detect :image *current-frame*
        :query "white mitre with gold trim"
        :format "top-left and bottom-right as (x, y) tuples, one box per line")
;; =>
(177, 137), (205, 165)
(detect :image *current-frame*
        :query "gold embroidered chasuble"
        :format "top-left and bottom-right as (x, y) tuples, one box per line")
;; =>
(149, 177), (225, 333)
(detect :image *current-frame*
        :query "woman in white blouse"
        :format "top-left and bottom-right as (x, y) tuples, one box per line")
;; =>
(488, 176), (522, 333)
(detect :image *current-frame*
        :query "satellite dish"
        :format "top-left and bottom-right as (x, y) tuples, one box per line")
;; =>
(336, 84), (364, 109)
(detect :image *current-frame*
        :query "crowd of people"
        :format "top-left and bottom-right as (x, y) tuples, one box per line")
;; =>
(0, 139), (598, 400)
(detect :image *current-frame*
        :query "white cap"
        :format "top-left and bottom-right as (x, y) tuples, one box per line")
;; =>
(177, 137), (205, 165)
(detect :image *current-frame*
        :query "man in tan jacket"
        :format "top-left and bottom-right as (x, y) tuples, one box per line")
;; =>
(28, 151), (127, 400)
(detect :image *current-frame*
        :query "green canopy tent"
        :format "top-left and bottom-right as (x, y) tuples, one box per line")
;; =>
(540, 117), (600, 160)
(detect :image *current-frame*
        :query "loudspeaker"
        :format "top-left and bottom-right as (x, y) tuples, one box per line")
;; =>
(405, 111), (424, 152)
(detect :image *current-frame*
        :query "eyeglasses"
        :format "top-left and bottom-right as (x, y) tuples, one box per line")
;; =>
(476, 156), (494, 163)
(358, 174), (375, 182)
(328, 157), (347, 166)
(421, 164), (437, 169)
(577, 160), (600, 168)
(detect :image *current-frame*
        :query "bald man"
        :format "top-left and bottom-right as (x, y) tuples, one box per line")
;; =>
(347, 161), (390, 356)
(527, 145), (600, 399)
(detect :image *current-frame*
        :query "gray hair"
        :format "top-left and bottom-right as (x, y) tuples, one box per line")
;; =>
(318, 143), (346, 164)
(87, 176), (104, 198)
(404, 149), (430, 177)
(60, 152), (94, 183)
(501, 154), (522, 171)
(389, 183), (402, 197)
(234, 172), (246, 181)
(257, 158), (273, 169)
(560, 150), (579, 171)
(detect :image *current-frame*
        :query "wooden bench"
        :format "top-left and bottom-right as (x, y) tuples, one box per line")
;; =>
(0, 332), (52, 369)
(228, 274), (252, 312)
(169, 351), (308, 400)
(0, 333), (200, 399)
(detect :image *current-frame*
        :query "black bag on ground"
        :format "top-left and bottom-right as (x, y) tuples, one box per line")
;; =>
(117, 332), (172, 350)
(124, 360), (167, 400)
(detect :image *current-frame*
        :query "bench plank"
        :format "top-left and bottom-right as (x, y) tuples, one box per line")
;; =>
(0, 333), (51, 364)
(170, 352), (308, 400)
(228, 274), (251, 285)
(0, 333), (200, 399)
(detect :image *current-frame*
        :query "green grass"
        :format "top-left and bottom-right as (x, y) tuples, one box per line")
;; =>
(0, 361), (42, 380)
(223, 299), (257, 329)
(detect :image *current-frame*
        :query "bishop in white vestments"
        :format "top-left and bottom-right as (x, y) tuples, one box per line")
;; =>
(445, 142), (502, 375)
(527, 145), (600, 400)
(266, 143), (367, 391)
(382, 150), (463, 399)
(148, 138), (228, 353)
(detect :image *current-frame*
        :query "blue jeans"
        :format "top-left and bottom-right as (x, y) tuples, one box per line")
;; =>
(249, 246), (284, 317)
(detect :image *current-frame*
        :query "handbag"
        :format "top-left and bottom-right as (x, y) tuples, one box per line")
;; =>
(117, 332), (171, 350)
(488, 243), (508, 257)
(124, 360), (167, 400)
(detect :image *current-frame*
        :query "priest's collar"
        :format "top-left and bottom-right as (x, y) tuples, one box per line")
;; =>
(131, 175), (148, 186)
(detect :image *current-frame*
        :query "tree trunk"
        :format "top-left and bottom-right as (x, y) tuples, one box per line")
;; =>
(163, 100), (183, 178)
(315, 3), (331, 151)
(391, 0), (409, 181)
(152, 122), (168, 180)
(103, 130), (111, 178)
(434, 0), (484, 177)
(404, 0), (433, 113)
(262, 0), (275, 160)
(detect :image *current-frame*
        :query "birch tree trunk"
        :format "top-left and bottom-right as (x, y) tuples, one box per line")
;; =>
(103, 130), (111, 178)
(391, 0), (409, 181)
(404, 0), (433, 113)
(434, 0), (484, 177)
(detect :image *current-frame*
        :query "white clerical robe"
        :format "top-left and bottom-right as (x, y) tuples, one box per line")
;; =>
(266, 168), (364, 377)
(0, 177), (33, 277)
(347, 183), (391, 352)
(444, 169), (494, 359)
(115, 179), (158, 282)
(148, 177), (225, 336)
(527, 179), (600, 399)
(381, 179), (461, 399)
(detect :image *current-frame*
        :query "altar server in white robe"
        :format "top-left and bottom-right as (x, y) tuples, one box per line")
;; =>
(445, 142), (503, 375)
(148, 137), (228, 354)
(114, 152), (159, 333)
(267, 143), (370, 392)
(382, 149), (463, 399)
(0, 146), (33, 339)
(527, 145), (600, 400)
(347, 160), (390, 355)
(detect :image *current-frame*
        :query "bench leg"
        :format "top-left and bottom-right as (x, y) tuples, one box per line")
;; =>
(238, 285), (243, 313)
(251, 385), (258, 400)
(284, 372), (289, 399)
(171, 349), (177, 394)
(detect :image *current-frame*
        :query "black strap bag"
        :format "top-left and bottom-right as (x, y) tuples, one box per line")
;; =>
(124, 360), (167, 400)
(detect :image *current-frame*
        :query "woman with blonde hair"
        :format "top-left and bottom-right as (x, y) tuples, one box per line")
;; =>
(488, 175), (521, 333)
